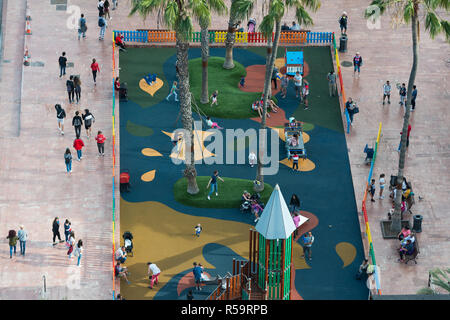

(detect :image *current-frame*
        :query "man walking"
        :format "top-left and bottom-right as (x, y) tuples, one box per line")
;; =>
(17, 225), (28, 256)
(327, 70), (337, 97)
(72, 111), (83, 138)
(98, 15), (107, 40)
(58, 52), (67, 77)
(66, 76), (75, 104)
(300, 232), (314, 261)
(411, 85), (417, 111)
(55, 104), (66, 135)
(353, 52), (363, 76)
(147, 262), (161, 289)
(206, 170), (224, 200)
(78, 14), (87, 40)
(382, 80), (391, 104)
(192, 262), (204, 291)
(399, 83), (407, 106)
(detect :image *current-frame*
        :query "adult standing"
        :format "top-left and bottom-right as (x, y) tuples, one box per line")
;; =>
(73, 137), (85, 161)
(289, 194), (301, 213)
(353, 52), (363, 76)
(293, 71), (302, 98)
(382, 80), (391, 104)
(339, 12), (348, 34)
(300, 232), (314, 261)
(52, 217), (64, 245)
(82, 109), (95, 138)
(66, 76), (75, 104)
(104, 0), (111, 19)
(97, 0), (105, 16)
(302, 81), (309, 110)
(78, 14), (87, 40)
(6, 230), (18, 259)
(147, 262), (161, 289)
(74, 76), (82, 104)
(280, 74), (288, 98)
(399, 83), (407, 106)
(98, 16), (107, 40)
(192, 262), (203, 291)
(17, 225), (28, 256)
(64, 148), (73, 173)
(411, 85), (417, 111)
(72, 111), (83, 138)
(95, 130), (106, 156)
(206, 170), (224, 200)
(55, 104), (66, 135)
(64, 219), (72, 242)
(271, 67), (279, 89)
(327, 71), (337, 97)
(74, 240), (83, 266)
(58, 52), (67, 77)
(91, 58), (100, 84)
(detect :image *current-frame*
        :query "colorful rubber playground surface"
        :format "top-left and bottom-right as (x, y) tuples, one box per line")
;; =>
(119, 46), (369, 300)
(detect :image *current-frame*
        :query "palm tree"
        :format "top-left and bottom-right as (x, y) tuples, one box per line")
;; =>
(223, 0), (255, 69)
(254, 0), (320, 192)
(199, 2), (227, 104)
(417, 268), (450, 295)
(130, 0), (215, 195)
(366, 0), (450, 234)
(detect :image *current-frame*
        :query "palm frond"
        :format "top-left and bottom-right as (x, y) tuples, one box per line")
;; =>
(425, 11), (442, 38)
(403, 0), (415, 24)
(208, 0), (228, 15)
(164, 1), (179, 29)
(430, 268), (450, 293)
(232, 0), (255, 21)
(295, 5), (314, 27)
(441, 20), (450, 42)
(270, 0), (285, 20)
(365, 0), (389, 18)
(258, 13), (275, 37)
(299, 0), (321, 12)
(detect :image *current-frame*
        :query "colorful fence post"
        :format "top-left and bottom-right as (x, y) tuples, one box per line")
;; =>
(111, 32), (117, 300)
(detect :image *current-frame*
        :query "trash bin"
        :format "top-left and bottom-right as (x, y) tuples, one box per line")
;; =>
(339, 35), (348, 53)
(412, 214), (423, 233)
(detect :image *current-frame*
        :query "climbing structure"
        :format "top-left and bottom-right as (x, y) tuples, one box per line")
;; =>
(207, 184), (304, 300)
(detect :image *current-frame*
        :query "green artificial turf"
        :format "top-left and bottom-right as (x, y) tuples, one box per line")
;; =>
(189, 57), (262, 119)
(174, 176), (274, 208)
(119, 47), (176, 108)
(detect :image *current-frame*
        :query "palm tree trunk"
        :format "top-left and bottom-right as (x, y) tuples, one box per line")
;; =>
(390, 6), (418, 233)
(176, 37), (199, 195)
(200, 22), (210, 104)
(223, 3), (238, 69)
(255, 22), (281, 192)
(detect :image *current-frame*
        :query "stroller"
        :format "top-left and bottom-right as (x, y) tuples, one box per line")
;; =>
(122, 231), (134, 257)
(240, 200), (252, 213)
(364, 144), (374, 165)
(247, 18), (256, 33)
(120, 170), (130, 193)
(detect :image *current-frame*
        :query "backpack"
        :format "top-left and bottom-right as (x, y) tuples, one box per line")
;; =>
(64, 153), (72, 164)
(98, 18), (105, 27)
(84, 114), (94, 127)
(57, 109), (66, 119)
(73, 117), (82, 127)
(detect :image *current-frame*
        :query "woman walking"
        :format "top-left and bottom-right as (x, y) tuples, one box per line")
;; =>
(67, 231), (76, 259)
(64, 148), (72, 173)
(52, 217), (64, 245)
(289, 194), (301, 213)
(74, 240), (83, 266)
(6, 230), (18, 259)
(72, 111), (83, 138)
(64, 219), (72, 242)
(95, 130), (106, 156)
(90, 58), (100, 85)
(74, 76), (82, 103)
(82, 109), (95, 138)
(73, 137), (85, 161)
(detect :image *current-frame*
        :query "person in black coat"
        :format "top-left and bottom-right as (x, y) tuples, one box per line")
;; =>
(52, 217), (64, 245)
(72, 111), (83, 138)
(289, 194), (301, 213)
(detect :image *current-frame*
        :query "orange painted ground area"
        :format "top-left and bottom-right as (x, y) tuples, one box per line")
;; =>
(239, 65), (281, 96)
(250, 107), (288, 127)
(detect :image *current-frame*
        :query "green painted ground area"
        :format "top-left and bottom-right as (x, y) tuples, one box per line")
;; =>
(174, 176), (273, 208)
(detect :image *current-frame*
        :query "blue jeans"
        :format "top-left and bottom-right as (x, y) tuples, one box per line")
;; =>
(100, 26), (106, 39)
(208, 182), (218, 196)
(66, 161), (72, 172)
(77, 150), (82, 160)
(354, 65), (360, 73)
(60, 65), (66, 77)
(166, 91), (178, 101)
(9, 245), (16, 257)
(77, 254), (82, 266)
(78, 30), (86, 39)
(19, 240), (26, 255)
(303, 245), (311, 259)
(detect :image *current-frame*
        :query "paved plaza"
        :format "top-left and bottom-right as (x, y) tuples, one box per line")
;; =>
(0, 0), (448, 300)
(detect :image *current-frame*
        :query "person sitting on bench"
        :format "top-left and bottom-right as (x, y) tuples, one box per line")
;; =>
(115, 33), (126, 51)
(398, 239), (414, 262)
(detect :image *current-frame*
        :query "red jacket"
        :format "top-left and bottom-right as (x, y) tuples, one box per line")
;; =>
(91, 62), (100, 72)
(73, 139), (84, 150)
(95, 134), (106, 144)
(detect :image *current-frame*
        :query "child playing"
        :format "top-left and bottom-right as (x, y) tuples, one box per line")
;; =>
(166, 81), (178, 102)
(368, 179), (376, 202)
(379, 173), (386, 199)
(194, 224), (202, 237)
(210, 90), (218, 106)
(239, 76), (245, 88)
(206, 117), (223, 129)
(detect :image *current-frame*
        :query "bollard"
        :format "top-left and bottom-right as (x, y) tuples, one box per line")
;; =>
(339, 35), (348, 52)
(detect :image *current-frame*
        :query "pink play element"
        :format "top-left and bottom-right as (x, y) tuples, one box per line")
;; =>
(177, 271), (212, 296)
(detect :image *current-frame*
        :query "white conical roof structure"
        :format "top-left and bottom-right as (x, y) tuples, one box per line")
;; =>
(255, 184), (297, 239)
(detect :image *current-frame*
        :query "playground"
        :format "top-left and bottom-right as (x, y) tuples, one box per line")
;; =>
(118, 45), (369, 300)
